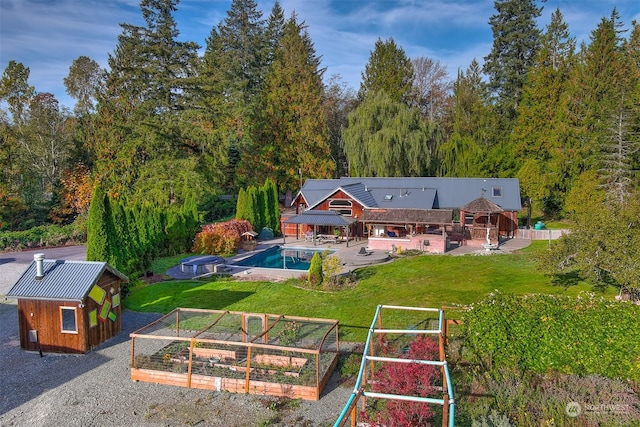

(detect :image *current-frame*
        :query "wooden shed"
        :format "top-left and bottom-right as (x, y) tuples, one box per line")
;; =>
(6, 254), (128, 354)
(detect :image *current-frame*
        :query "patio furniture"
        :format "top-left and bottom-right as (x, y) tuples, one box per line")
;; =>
(318, 234), (338, 244)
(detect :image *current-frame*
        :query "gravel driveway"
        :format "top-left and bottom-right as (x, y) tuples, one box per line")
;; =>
(0, 302), (354, 426)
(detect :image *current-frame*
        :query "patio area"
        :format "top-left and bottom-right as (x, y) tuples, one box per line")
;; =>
(166, 236), (531, 282)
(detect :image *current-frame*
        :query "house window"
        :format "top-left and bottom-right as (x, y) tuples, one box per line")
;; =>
(60, 306), (78, 334)
(492, 187), (503, 197)
(329, 199), (352, 216)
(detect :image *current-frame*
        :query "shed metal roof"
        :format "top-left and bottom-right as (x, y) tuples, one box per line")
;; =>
(6, 260), (128, 302)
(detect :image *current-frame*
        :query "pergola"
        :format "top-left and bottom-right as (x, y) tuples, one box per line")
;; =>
(460, 196), (504, 244)
(283, 210), (357, 247)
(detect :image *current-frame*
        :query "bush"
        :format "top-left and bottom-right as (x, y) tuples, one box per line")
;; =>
(361, 335), (440, 426)
(308, 252), (323, 286)
(462, 291), (640, 381)
(459, 367), (640, 427)
(0, 221), (86, 252)
(192, 219), (253, 256)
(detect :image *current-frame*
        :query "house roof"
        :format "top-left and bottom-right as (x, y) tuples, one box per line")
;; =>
(6, 259), (129, 302)
(295, 177), (522, 212)
(284, 210), (357, 227)
(361, 208), (453, 224)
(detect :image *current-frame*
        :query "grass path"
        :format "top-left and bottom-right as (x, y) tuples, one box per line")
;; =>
(125, 241), (614, 341)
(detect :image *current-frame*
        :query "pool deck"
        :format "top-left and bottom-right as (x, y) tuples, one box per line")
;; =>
(167, 236), (531, 282)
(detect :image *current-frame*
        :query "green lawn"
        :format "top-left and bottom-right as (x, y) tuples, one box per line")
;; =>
(125, 241), (615, 341)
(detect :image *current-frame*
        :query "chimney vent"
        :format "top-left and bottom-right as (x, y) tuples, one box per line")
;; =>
(34, 253), (45, 280)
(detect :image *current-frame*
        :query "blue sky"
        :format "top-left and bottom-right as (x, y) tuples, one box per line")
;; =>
(1, 0), (638, 110)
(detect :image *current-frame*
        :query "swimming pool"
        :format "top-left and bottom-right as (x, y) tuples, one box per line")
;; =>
(233, 246), (335, 270)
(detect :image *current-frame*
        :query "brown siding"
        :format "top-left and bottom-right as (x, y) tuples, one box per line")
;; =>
(15, 271), (123, 354)
(17, 299), (86, 354)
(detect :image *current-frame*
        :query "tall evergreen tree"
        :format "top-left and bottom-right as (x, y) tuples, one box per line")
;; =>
(199, 0), (267, 192)
(513, 9), (576, 216)
(263, 1), (285, 73)
(438, 70), (483, 177)
(565, 10), (634, 203)
(248, 14), (334, 192)
(266, 178), (280, 233)
(359, 37), (414, 104)
(235, 187), (249, 222)
(599, 15), (640, 203)
(93, 0), (201, 203)
(246, 185), (259, 230)
(86, 186), (117, 266)
(483, 0), (543, 119)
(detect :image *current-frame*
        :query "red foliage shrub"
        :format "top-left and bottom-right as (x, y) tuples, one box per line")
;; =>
(192, 219), (253, 256)
(362, 335), (441, 426)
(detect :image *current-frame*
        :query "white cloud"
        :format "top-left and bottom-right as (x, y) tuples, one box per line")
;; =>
(1, 0), (638, 109)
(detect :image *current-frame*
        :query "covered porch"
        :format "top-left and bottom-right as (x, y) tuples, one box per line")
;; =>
(283, 210), (358, 247)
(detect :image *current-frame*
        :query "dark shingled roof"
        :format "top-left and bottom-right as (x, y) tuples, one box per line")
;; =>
(6, 260), (128, 302)
(460, 196), (504, 213)
(361, 208), (453, 224)
(296, 177), (522, 211)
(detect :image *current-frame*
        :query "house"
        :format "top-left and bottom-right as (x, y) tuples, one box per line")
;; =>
(283, 177), (522, 253)
(6, 254), (128, 354)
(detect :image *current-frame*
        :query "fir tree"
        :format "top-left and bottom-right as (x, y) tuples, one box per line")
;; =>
(483, 0), (543, 119)
(248, 14), (334, 192)
(512, 8), (576, 216)
(359, 37), (414, 104)
(86, 186), (117, 267)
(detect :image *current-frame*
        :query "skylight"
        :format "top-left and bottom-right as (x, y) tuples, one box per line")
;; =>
(384, 195), (393, 201)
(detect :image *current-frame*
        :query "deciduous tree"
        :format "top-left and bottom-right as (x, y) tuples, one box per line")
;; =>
(411, 56), (452, 123)
(64, 56), (103, 116)
(343, 91), (438, 177)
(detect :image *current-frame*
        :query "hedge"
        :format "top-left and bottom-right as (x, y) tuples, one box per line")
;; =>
(0, 223), (86, 252)
(462, 291), (640, 381)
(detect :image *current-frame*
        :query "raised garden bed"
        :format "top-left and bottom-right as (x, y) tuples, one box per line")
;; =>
(130, 308), (340, 400)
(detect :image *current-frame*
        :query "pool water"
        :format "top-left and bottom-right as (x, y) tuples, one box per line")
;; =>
(233, 246), (334, 270)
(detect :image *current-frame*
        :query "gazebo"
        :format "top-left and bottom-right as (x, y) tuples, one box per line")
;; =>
(283, 210), (357, 247)
(460, 196), (504, 246)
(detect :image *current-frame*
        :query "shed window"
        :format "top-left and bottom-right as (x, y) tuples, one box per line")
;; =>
(492, 186), (503, 197)
(61, 306), (78, 334)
